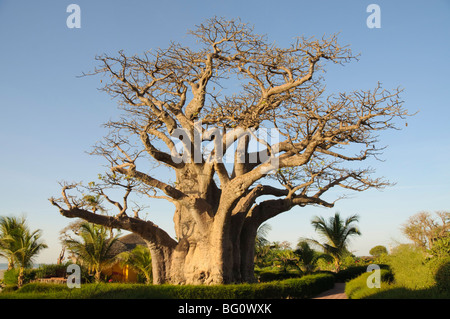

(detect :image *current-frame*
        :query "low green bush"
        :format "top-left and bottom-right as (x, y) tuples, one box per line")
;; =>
(281, 274), (334, 298)
(333, 264), (390, 283)
(335, 266), (367, 282)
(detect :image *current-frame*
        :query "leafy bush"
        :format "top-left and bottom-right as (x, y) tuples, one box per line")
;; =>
(388, 244), (436, 290)
(3, 269), (37, 285)
(429, 234), (450, 259)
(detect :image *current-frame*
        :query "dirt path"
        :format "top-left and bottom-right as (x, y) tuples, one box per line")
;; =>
(312, 283), (347, 299)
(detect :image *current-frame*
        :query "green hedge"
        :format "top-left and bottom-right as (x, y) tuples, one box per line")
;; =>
(345, 269), (394, 299)
(334, 264), (390, 283)
(1, 273), (335, 299)
(255, 269), (303, 282)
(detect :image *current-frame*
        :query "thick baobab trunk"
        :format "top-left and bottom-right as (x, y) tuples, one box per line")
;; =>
(170, 230), (232, 285)
(145, 165), (237, 285)
(147, 215), (236, 285)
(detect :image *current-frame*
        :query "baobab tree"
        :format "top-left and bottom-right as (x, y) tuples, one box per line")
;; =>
(50, 17), (408, 285)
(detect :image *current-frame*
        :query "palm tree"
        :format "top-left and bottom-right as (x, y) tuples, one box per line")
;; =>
(118, 245), (152, 284)
(308, 212), (361, 272)
(63, 222), (119, 282)
(294, 240), (332, 274)
(14, 227), (48, 288)
(0, 216), (47, 287)
(0, 216), (26, 270)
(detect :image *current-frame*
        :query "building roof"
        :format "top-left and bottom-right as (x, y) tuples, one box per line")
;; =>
(108, 233), (147, 257)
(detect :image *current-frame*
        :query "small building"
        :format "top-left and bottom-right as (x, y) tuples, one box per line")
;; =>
(102, 233), (147, 283)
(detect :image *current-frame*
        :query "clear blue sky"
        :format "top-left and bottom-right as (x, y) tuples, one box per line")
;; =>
(0, 0), (449, 263)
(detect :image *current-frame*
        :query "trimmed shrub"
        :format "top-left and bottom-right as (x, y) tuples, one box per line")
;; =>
(335, 266), (367, 282)
(334, 264), (390, 283)
(281, 274), (334, 298)
(256, 269), (302, 282)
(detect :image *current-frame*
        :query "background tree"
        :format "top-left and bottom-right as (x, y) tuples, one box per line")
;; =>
(254, 223), (272, 268)
(63, 222), (119, 282)
(50, 17), (408, 284)
(401, 211), (450, 251)
(58, 219), (85, 264)
(369, 245), (388, 257)
(269, 241), (297, 273)
(308, 212), (361, 272)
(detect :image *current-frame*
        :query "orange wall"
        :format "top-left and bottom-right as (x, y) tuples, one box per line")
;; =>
(103, 262), (139, 283)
